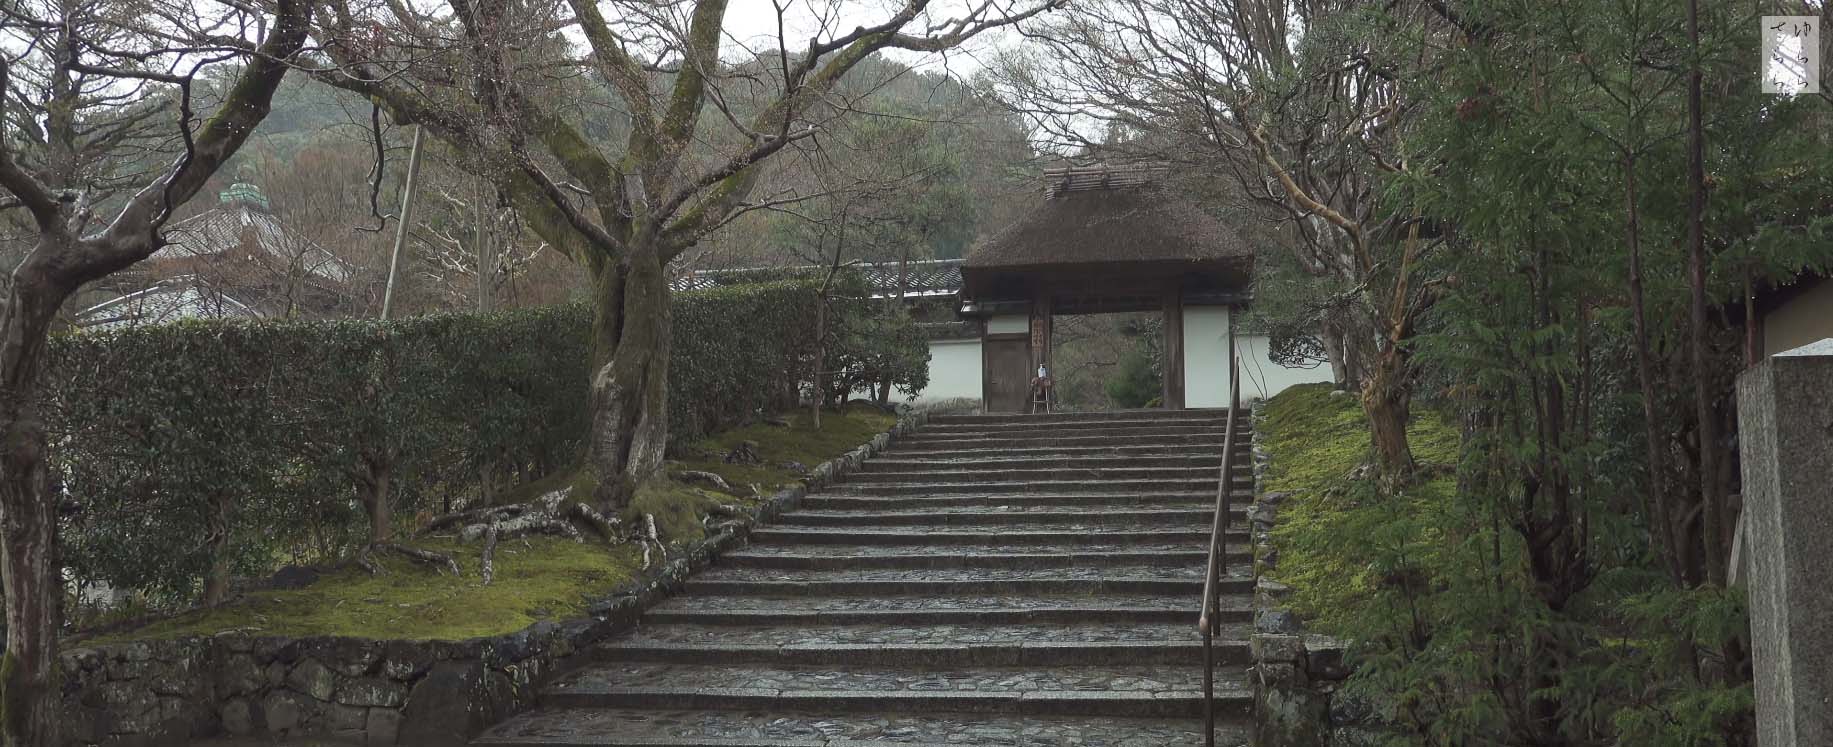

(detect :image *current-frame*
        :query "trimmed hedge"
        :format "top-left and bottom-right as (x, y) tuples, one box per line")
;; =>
(50, 280), (823, 602)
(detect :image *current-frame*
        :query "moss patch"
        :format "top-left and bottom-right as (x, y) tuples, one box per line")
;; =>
(671, 403), (894, 492)
(1258, 384), (1462, 627)
(1259, 384), (1459, 496)
(628, 477), (755, 545)
(83, 537), (643, 643)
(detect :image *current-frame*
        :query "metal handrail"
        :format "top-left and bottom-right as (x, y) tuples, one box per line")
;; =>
(1198, 350), (1242, 747)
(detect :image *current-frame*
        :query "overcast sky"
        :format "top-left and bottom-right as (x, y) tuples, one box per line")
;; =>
(714, 0), (1027, 78)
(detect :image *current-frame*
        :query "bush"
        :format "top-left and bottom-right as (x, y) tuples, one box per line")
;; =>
(49, 281), (823, 603)
(823, 306), (931, 404)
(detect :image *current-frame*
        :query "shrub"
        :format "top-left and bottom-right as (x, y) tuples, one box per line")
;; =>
(49, 281), (822, 603)
(823, 306), (931, 404)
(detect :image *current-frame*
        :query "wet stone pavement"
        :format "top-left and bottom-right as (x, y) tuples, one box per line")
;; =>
(474, 409), (1256, 746)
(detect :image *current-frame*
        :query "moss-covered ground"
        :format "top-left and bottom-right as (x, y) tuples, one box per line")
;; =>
(79, 405), (895, 643)
(671, 403), (894, 492)
(1257, 384), (1460, 627)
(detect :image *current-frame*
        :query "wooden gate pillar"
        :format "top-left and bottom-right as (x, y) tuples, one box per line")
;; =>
(1163, 288), (1185, 409)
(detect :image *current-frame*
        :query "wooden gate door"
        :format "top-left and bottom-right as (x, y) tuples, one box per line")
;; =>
(983, 337), (1031, 413)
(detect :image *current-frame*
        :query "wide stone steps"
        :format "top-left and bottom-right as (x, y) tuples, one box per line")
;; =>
(859, 453), (1236, 472)
(828, 477), (1246, 496)
(890, 433), (1233, 452)
(475, 707), (1254, 746)
(719, 546), (1249, 571)
(773, 507), (1226, 528)
(643, 594), (1252, 626)
(539, 663), (1251, 719)
(876, 443), (1247, 461)
(907, 423), (1246, 442)
(797, 491), (1249, 510)
(933, 408), (1247, 425)
(847, 466), (1231, 484)
(593, 623), (1252, 668)
(746, 526), (1249, 546)
(477, 411), (1257, 746)
(680, 568), (1252, 598)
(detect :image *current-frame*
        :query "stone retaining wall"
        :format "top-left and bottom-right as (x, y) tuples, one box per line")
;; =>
(59, 410), (931, 747)
(1245, 397), (1368, 747)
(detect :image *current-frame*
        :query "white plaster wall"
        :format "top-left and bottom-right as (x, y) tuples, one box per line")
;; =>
(920, 339), (985, 404)
(987, 314), (1029, 335)
(1183, 306), (1336, 406)
(1183, 306), (1233, 408)
(1234, 334), (1336, 401)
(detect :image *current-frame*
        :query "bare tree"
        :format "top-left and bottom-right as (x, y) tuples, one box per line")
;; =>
(0, 0), (309, 740)
(996, 0), (1455, 482)
(308, 0), (1062, 506)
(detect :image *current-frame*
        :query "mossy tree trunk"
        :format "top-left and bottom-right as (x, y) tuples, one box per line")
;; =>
(1360, 345), (1415, 484)
(587, 251), (672, 508)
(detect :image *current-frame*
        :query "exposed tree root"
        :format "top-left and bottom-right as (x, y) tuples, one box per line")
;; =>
(571, 502), (622, 540)
(677, 470), (734, 493)
(479, 523), (500, 586)
(639, 513), (661, 570)
(351, 542), (460, 577)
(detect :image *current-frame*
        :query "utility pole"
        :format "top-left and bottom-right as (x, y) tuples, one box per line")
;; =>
(381, 125), (424, 320)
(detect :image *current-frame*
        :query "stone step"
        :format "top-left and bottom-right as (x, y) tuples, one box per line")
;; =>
(748, 526), (1249, 546)
(860, 453), (1235, 472)
(644, 594), (1253, 626)
(829, 478), (1240, 496)
(847, 466), (1243, 484)
(540, 663), (1252, 719)
(474, 706), (1254, 746)
(933, 408), (1248, 425)
(679, 567), (1255, 598)
(912, 421), (1249, 440)
(798, 492), (1250, 510)
(879, 443), (1247, 461)
(922, 412), (1246, 428)
(892, 431), (1236, 450)
(593, 622), (1252, 667)
(773, 507), (1222, 528)
(721, 546), (1249, 571)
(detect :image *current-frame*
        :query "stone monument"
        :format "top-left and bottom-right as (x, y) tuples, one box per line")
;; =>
(1736, 338), (1833, 747)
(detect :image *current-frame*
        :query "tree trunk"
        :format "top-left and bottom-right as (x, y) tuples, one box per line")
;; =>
(587, 250), (671, 509)
(1323, 326), (1351, 390)
(0, 264), (71, 747)
(1623, 153), (1681, 583)
(1361, 343), (1415, 484)
(358, 454), (393, 545)
(1683, 0), (1727, 587)
(202, 492), (234, 606)
(811, 295), (826, 429)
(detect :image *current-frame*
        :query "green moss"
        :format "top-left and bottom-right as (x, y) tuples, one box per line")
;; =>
(83, 537), (643, 643)
(1259, 384), (1463, 626)
(626, 478), (743, 545)
(671, 403), (894, 491)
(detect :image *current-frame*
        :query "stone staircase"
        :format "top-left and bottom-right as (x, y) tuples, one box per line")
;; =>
(476, 408), (1256, 746)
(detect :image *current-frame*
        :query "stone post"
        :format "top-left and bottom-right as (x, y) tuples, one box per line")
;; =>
(1736, 339), (1833, 747)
